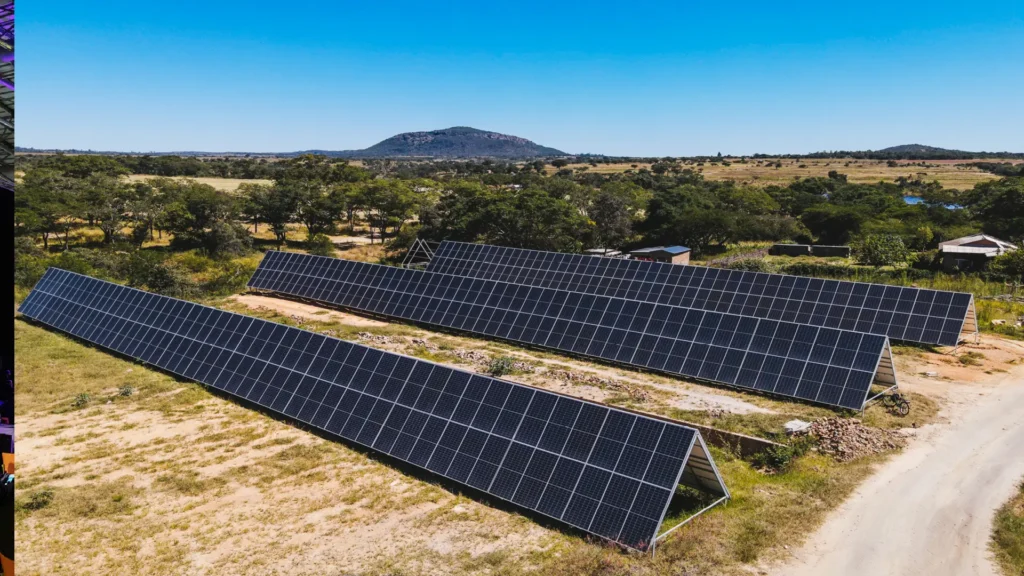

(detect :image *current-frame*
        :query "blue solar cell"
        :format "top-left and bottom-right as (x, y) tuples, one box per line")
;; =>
(19, 269), (727, 551)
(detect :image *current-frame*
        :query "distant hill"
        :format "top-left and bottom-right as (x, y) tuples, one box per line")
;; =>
(307, 127), (565, 158)
(801, 144), (1024, 160)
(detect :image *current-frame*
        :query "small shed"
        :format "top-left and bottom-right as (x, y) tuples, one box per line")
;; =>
(630, 246), (691, 265)
(938, 234), (1017, 272)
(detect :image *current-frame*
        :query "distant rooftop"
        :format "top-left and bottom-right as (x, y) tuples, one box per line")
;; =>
(630, 246), (691, 256)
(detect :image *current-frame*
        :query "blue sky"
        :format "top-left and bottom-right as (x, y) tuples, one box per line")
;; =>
(19, 1), (1024, 156)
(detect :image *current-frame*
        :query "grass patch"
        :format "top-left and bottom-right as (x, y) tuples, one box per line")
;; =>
(959, 351), (986, 366)
(992, 480), (1024, 576)
(862, 391), (939, 430)
(17, 479), (140, 520)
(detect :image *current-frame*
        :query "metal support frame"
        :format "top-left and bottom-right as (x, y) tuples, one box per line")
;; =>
(652, 496), (729, 551)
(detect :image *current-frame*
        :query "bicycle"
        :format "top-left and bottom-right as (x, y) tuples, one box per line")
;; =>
(881, 391), (910, 416)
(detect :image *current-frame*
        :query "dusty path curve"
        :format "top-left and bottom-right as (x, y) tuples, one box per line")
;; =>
(774, 368), (1024, 576)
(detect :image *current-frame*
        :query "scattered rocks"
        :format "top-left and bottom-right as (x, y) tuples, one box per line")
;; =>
(548, 370), (651, 402)
(451, 349), (490, 364)
(356, 332), (399, 345)
(806, 418), (905, 462)
(409, 338), (438, 351)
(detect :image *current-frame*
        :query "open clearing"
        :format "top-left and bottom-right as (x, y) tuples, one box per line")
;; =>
(15, 288), (1021, 575)
(125, 175), (273, 193)
(562, 158), (1007, 189)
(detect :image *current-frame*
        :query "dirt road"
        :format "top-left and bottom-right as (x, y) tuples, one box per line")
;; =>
(775, 367), (1024, 576)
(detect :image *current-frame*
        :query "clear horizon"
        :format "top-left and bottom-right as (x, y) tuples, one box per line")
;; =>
(19, 1), (1024, 156)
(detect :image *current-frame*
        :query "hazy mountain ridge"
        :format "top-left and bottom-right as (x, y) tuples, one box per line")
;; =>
(317, 127), (566, 158)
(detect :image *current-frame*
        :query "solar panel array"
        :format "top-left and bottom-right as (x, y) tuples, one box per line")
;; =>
(19, 268), (728, 550)
(249, 251), (892, 410)
(426, 241), (974, 347)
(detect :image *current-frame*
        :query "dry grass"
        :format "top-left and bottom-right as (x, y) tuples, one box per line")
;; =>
(992, 480), (1024, 576)
(559, 158), (1004, 190)
(124, 175), (273, 193)
(15, 302), (926, 576)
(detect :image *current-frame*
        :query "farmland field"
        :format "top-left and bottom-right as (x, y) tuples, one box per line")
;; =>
(561, 158), (1013, 189)
(125, 175), (273, 193)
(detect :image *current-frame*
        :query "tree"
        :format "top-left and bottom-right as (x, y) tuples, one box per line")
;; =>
(15, 168), (80, 250)
(856, 234), (910, 267)
(962, 177), (1024, 242)
(991, 249), (1024, 281)
(800, 205), (867, 245)
(551, 158), (570, 169)
(80, 174), (133, 244)
(240, 183), (296, 245)
(481, 187), (590, 252)
(355, 179), (419, 243)
(158, 180), (242, 251)
(637, 185), (735, 255)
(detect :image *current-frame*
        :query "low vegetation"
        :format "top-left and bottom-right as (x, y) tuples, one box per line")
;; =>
(992, 480), (1024, 576)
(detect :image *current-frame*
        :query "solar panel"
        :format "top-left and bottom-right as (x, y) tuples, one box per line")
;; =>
(18, 268), (729, 551)
(426, 241), (976, 347)
(248, 251), (896, 410)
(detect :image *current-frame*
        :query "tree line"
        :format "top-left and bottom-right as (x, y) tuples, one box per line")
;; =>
(14, 153), (1024, 272)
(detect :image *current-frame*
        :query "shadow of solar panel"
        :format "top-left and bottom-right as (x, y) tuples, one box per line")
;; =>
(247, 251), (893, 411)
(18, 268), (728, 551)
(425, 241), (974, 347)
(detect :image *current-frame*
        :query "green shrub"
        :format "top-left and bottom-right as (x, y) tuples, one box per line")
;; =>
(123, 251), (197, 297)
(486, 356), (517, 377)
(726, 258), (778, 273)
(855, 234), (911, 267)
(72, 393), (91, 408)
(306, 233), (336, 257)
(118, 385), (135, 397)
(21, 489), (55, 511)
(204, 221), (252, 258)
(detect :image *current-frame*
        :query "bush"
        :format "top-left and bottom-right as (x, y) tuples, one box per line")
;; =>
(72, 393), (91, 408)
(910, 250), (941, 271)
(123, 251), (197, 297)
(726, 258), (778, 273)
(204, 221), (252, 258)
(992, 249), (1024, 281)
(486, 356), (517, 377)
(21, 489), (55, 511)
(306, 233), (336, 257)
(118, 385), (135, 397)
(855, 234), (910, 267)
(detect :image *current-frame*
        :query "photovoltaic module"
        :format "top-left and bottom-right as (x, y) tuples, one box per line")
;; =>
(18, 268), (729, 550)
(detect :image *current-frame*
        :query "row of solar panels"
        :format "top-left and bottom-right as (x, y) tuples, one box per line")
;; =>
(19, 269), (729, 551)
(249, 250), (897, 411)
(427, 241), (976, 347)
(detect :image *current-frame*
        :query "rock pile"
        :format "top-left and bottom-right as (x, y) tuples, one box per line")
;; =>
(548, 370), (651, 402)
(357, 332), (399, 345)
(808, 418), (905, 462)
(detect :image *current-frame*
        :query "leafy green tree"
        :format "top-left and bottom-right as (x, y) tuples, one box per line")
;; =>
(991, 249), (1024, 280)
(482, 187), (590, 252)
(962, 177), (1024, 242)
(15, 168), (80, 250)
(551, 159), (570, 169)
(158, 180), (242, 251)
(637, 185), (735, 255)
(240, 182), (296, 245)
(800, 205), (867, 245)
(355, 179), (420, 243)
(856, 234), (911, 267)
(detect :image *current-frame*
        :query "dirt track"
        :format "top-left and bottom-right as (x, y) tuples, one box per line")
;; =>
(774, 365), (1024, 576)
